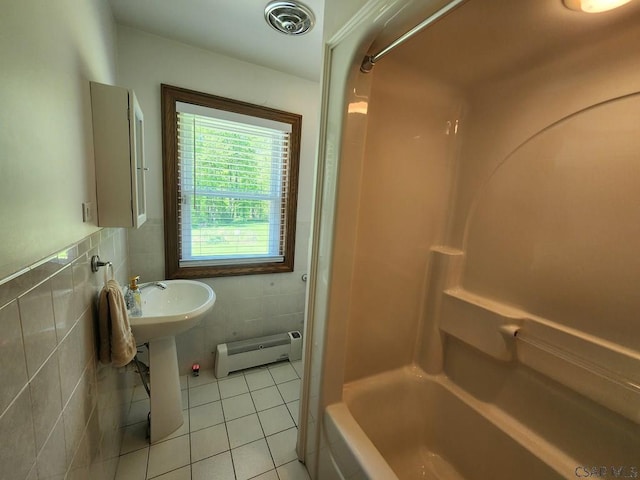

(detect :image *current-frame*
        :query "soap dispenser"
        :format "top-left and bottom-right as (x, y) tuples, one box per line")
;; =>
(126, 276), (142, 317)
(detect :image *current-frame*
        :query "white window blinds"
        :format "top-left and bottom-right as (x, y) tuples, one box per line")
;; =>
(176, 102), (292, 267)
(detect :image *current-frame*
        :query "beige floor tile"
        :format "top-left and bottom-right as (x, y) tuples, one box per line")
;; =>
(147, 435), (190, 479)
(231, 439), (274, 480)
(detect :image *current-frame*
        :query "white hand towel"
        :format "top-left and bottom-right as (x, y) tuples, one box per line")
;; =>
(98, 279), (137, 367)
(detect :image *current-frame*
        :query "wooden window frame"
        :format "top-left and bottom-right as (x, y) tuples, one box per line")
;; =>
(161, 84), (301, 279)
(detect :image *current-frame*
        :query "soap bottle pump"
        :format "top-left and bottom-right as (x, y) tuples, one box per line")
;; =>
(126, 276), (142, 317)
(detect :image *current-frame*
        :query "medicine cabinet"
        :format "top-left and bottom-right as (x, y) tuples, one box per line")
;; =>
(91, 81), (147, 228)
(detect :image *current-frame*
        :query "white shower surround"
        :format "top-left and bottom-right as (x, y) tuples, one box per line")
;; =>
(303, 0), (640, 477)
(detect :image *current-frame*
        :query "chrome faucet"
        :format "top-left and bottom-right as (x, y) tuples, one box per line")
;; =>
(123, 280), (167, 297)
(139, 281), (168, 290)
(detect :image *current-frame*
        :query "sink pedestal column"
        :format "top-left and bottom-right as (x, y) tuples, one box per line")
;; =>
(148, 336), (183, 443)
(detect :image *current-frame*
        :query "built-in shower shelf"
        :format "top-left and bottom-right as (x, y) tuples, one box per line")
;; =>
(439, 288), (640, 424)
(440, 288), (523, 361)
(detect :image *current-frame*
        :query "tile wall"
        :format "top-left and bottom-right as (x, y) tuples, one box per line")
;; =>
(128, 219), (310, 375)
(0, 228), (136, 480)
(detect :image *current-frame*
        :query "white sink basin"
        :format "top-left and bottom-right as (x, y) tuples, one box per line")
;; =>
(129, 279), (216, 343)
(127, 279), (216, 443)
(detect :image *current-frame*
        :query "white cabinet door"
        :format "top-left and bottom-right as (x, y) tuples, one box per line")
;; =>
(91, 81), (147, 228)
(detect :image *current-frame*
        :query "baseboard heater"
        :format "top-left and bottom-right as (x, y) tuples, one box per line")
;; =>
(214, 331), (302, 378)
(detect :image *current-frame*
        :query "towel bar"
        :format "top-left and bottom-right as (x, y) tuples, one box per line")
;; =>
(91, 254), (112, 273)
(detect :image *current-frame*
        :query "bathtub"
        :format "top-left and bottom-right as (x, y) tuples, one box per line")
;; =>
(324, 366), (570, 480)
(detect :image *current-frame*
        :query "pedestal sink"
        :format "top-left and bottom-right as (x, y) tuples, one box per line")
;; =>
(129, 280), (216, 443)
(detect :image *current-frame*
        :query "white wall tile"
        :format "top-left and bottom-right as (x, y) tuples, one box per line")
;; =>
(63, 365), (97, 464)
(0, 388), (37, 480)
(18, 281), (57, 378)
(51, 264), (74, 342)
(0, 301), (28, 414)
(29, 351), (63, 451)
(58, 311), (92, 406)
(36, 417), (67, 480)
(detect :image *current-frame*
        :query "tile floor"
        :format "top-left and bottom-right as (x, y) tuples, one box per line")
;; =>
(115, 360), (310, 480)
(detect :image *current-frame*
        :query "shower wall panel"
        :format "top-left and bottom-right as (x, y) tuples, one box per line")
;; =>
(449, 22), (640, 250)
(343, 57), (464, 382)
(434, 11), (640, 438)
(446, 21), (640, 352)
(310, 1), (640, 477)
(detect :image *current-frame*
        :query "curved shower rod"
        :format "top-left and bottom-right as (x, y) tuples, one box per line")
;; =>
(360, 0), (467, 73)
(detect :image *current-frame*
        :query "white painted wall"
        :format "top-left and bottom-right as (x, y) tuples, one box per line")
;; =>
(116, 26), (321, 372)
(0, 2), (135, 478)
(323, 0), (369, 40)
(0, 0), (117, 280)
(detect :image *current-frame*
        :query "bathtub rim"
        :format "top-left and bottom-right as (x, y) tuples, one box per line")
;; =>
(324, 402), (399, 480)
(325, 365), (577, 480)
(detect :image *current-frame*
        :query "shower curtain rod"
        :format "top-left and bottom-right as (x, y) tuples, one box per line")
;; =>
(360, 0), (467, 73)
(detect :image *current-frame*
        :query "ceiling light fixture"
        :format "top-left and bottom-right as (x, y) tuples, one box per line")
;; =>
(264, 1), (315, 36)
(563, 0), (633, 12)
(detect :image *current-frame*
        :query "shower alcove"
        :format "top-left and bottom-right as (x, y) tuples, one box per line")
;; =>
(302, 0), (640, 478)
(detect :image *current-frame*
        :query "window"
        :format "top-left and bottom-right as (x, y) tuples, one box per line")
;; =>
(161, 84), (301, 278)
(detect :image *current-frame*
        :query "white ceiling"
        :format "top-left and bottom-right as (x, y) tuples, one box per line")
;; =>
(107, 0), (325, 81)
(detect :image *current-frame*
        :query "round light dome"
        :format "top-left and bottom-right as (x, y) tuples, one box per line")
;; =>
(563, 0), (633, 13)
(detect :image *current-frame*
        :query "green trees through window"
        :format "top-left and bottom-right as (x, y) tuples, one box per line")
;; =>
(189, 123), (273, 257)
(190, 124), (272, 227)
